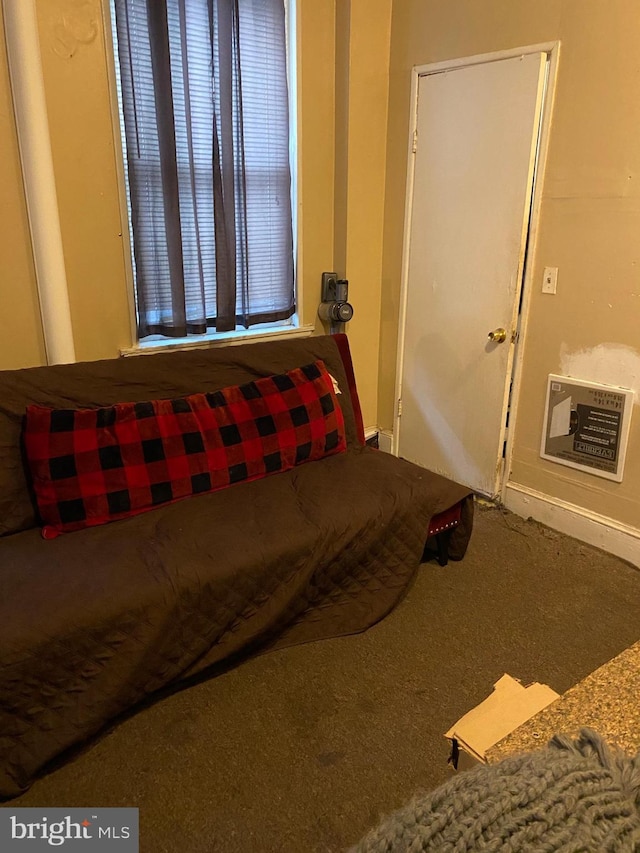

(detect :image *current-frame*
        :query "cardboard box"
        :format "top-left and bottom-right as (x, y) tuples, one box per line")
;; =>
(445, 674), (559, 769)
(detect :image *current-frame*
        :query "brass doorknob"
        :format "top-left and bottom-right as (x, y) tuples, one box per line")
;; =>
(487, 327), (507, 343)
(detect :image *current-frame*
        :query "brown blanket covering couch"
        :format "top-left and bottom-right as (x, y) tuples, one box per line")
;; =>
(0, 334), (472, 798)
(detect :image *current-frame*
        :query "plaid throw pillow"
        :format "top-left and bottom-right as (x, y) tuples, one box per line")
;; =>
(23, 360), (346, 537)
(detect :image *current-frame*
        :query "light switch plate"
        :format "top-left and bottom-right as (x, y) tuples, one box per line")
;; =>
(542, 267), (558, 294)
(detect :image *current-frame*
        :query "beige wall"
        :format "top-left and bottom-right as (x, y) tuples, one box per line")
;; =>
(380, 0), (640, 529)
(329, 0), (392, 428)
(296, 0), (390, 427)
(0, 0), (133, 367)
(0, 3), (46, 369)
(0, 0), (388, 427)
(35, 0), (132, 362)
(297, 0), (336, 335)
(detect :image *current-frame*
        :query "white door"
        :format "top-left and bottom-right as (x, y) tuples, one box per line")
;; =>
(396, 52), (547, 496)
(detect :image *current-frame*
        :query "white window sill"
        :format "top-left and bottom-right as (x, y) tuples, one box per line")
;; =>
(119, 323), (316, 358)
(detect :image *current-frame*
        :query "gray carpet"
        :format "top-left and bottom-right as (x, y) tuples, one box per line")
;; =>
(8, 504), (640, 852)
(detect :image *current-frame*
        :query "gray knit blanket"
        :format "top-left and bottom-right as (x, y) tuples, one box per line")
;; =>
(352, 729), (640, 851)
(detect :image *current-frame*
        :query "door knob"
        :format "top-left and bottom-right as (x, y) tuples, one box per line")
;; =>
(487, 327), (507, 343)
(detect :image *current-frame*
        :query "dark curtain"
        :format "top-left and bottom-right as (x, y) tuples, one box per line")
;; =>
(113, 0), (295, 338)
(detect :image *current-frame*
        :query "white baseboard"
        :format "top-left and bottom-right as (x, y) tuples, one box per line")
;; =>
(363, 427), (393, 454)
(503, 482), (640, 569)
(378, 429), (393, 454)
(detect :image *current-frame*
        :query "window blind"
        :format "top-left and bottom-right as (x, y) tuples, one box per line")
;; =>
(112, 0), (295, 338)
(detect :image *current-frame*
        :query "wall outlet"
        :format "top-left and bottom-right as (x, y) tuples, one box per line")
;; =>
(542, 267), (558, 294)
(321, 272), (338, 302)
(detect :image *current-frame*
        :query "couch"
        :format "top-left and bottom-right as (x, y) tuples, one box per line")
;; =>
(0, 333), (473, 799)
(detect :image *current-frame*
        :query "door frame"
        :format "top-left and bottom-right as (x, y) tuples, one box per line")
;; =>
(392, 42), (561, 498)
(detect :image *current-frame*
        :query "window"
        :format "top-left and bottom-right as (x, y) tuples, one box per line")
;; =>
(110, 0), (295, 342)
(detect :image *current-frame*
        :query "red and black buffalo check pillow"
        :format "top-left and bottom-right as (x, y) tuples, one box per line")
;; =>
(23, 360), (346, 537)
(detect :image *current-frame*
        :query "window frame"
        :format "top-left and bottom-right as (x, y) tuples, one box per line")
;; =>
(102, 0), (307, 356)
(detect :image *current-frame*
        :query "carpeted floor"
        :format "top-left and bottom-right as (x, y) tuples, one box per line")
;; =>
(7, 504), (640, 852)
